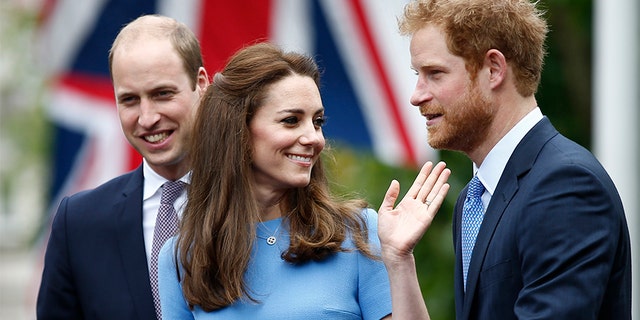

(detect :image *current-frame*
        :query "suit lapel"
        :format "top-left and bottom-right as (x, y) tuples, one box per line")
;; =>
(461, 118), (559, 318)
(115, 166), (157, 319)
(453, 190), (467, 317)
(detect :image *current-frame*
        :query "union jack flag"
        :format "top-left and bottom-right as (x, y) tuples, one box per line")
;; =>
(38, 0), (436, 210)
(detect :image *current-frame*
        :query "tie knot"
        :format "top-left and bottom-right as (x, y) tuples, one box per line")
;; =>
(161, 180), (185, 205)
(466, 176), (485, 198)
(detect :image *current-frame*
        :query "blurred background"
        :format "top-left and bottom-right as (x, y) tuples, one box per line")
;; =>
(0, 0), (637, 319)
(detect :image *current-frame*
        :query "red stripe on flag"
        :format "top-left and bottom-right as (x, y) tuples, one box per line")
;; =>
(127, 148), (143, 171)
(59, 73), (115, 103)
(349, 0), (417, 166)
(198, 1), (273, 73)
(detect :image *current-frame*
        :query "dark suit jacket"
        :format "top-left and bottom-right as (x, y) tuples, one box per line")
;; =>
(37, 166), (158, 320)
(452, 118), (631, 319)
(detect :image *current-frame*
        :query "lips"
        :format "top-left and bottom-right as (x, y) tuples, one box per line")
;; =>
(420, 104), (443, 122)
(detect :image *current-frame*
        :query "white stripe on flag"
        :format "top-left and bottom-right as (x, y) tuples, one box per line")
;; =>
(270, 0), (314, 54)
(47, 85), (130, 191)
(37, 0), (108, 76)
(157, 0), (203, 35)
(320, 0), (407, 165)
(361, 0), (436, 164)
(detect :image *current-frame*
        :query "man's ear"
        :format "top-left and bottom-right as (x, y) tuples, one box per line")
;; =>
(196, 66), (209, 94)
(484, 49), (507, 89)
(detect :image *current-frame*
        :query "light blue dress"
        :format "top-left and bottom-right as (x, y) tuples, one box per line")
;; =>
(158, 208), (392, 319)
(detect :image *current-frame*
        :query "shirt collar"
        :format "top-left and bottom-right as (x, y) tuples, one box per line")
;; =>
(142, 159), (191, 200)
(475, 107), (543, 195)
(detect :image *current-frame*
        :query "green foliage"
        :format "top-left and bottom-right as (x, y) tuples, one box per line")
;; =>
(325, 145), (474, 320)
(539, 0), (593, 148)
(0, 2), (50, 247)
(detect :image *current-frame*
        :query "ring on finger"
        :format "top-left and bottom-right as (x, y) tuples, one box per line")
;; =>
(424, 199), (432, 206)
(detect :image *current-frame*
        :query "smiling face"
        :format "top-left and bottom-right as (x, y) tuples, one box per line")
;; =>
(112, 36), (207, 180)
(409, 24), (494, 154)
(249, 74), (326, 196)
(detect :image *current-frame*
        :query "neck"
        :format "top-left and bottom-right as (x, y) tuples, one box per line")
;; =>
(262, 204), (282, 221)
(468, 96), (537, 166)
(253, 184), (286, 221)
(150, 163), (189, 182)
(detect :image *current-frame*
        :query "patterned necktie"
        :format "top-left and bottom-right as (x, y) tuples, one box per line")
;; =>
(150, 180), (184, 319)
(461, 175), (485, 291)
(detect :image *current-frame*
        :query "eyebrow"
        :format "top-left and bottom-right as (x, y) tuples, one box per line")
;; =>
(277, 107), (325, 115)
(115, 83), (180, 99)
(150, 84), (179, 92)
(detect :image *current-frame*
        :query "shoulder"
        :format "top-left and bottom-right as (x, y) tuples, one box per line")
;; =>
(64, 168), (142, 206)
(158, 236), (182, 283)
(512, 122), (617, 195)
(510, 133), (625, 227)
(355, 208), (381, 246)
(360, 208), (379, 229)
(160, 236), (179, 260)
(536, 134), (619, 192)
(51, 168), (143, 226)
(159, 236), (179, 271)
(360, 207), (378, 220)
(524, 120), (604, 174)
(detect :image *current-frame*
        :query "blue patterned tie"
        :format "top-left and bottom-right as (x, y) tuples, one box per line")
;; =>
(150, 180), (184, 319)
(461, 175), (485, 291)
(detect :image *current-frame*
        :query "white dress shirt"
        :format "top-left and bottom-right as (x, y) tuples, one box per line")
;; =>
(474, 107), (544, 209)
(141, 160), (189, 265)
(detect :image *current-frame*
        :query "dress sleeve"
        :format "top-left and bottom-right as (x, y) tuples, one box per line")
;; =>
(357, 208), (393, 320)
(158, 236), (195, 319)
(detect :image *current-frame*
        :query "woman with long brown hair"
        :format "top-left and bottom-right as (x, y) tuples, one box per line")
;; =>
(158, 42), (449, 319)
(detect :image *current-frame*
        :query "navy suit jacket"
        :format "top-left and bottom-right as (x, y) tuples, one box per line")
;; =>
(37, 166), (158, 320)
(452, 118), (631, 319)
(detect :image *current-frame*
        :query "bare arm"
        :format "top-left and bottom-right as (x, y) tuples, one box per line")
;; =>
(378, 161), (451, 320)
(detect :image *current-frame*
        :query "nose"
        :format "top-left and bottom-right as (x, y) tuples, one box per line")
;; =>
(299, 121), (325, 147)
(409, 78), (432, 107)
(137, 98), (161, 128)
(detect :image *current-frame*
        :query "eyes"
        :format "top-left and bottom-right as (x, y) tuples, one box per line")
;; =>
(281, 114), (327, 128)
(412, 67), (445, 80)
(118, 96), (137, 106)
(314, 116), (327, 127)
(155, 90), (175, 99)
(117, 89), (177, 107)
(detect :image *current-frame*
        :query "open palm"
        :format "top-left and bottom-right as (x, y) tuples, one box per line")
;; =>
(378, 161), (450, 263)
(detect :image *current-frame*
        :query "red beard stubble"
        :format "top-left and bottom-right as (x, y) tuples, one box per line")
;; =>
(423, 82), (495, 154)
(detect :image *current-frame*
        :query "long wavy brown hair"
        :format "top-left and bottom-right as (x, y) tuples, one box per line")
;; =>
(178, 42), (376, 311)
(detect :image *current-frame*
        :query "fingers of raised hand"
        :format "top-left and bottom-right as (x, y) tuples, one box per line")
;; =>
(406, 161), (434, 200)
(424, 183), (450, 215)
(379, 180), (401, 215)
(424, 164), (451, 207)
(415, 161), (450, 206)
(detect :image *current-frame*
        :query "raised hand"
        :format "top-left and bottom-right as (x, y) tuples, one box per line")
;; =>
(378, 161), (450, 263)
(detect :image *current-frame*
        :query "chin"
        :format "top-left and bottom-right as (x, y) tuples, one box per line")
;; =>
(289, 178), (311, 188)
(295, 181), (311, 188)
